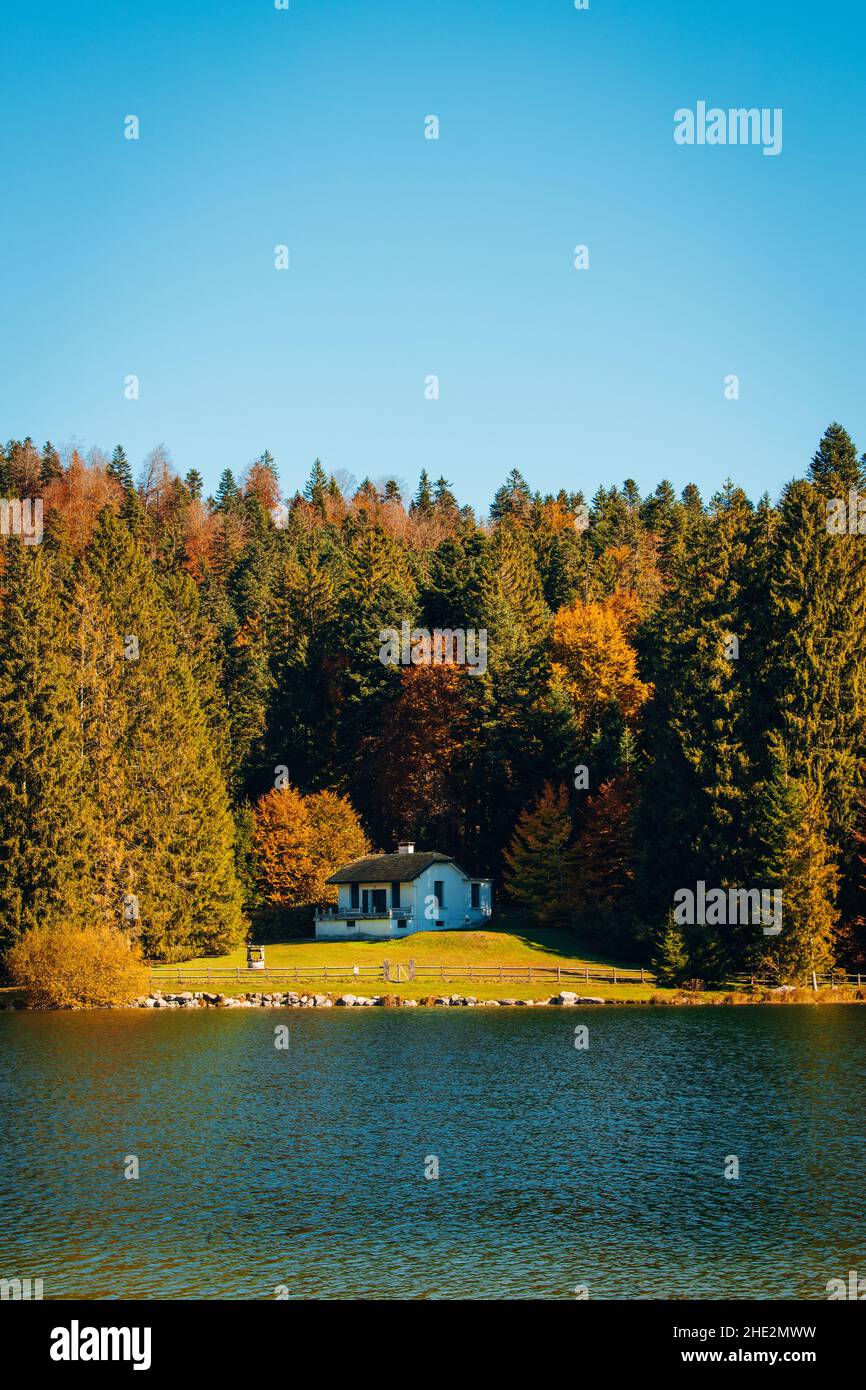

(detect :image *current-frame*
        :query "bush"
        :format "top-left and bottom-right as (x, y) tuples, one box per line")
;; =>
(5, 923), (149, 1008)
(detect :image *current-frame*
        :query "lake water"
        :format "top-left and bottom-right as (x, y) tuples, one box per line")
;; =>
(1, 1006), (863, 1300)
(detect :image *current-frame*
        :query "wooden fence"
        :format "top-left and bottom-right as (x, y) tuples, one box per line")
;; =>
(147, 962), (866, 991)
(147, 960), (653, 988)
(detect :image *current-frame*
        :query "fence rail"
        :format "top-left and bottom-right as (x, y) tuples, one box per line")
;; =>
(146, 963), (866, 990)
(147, 961), (653, 987)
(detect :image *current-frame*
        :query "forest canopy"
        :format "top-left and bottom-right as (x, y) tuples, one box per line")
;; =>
(1, 427), (864, 983)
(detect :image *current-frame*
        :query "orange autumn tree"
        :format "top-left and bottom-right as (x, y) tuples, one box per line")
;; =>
(550, 597), (651, 738)
(252, 784), (369, 909)
(502, 781), (574, 927)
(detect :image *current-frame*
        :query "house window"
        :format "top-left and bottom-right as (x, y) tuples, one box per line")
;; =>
(471, 882), (480, 910)
(350, 883), (359, 910)
(391, 881), (401, 909)
(397, 918), (407, 930)
(434, 880), (444, 909)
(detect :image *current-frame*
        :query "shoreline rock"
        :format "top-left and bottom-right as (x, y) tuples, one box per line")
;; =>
(124, 989), (614, 1010)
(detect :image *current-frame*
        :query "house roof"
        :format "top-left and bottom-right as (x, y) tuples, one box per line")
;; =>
(326, 852), (457, 884)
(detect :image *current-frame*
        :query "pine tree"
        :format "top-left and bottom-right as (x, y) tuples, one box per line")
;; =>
(490, 468), (532, 522)
(0, 544), (87, 957)
(411, 469), (434, 516)
(763, 474), (866, 863)
(185, 469), (204, 500)
(571, 776), (636, 912)
(107, 446), (133, 493)
(635, 485), (762, 930)
(503, 782), (574, 926)
(434, 476), (458, 512)
(40, 441), (63, 486)
(808, 422), (865, 494)
(80, 513), (247, 960)
(753, 763), (838, 981)
(652, 914), (690, 986)
(215, 468), (241, 512)
(304, 458), (328, 510)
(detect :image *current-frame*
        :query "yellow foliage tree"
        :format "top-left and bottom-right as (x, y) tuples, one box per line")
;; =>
(252, 785), (369, 908)
(6, 923), (149, 1008)
(550, 597), (651, 736)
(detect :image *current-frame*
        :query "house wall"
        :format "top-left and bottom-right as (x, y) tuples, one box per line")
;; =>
(316, 864), (492, 939)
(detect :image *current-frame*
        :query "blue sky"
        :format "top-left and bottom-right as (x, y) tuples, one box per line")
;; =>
(1, 0), (863, 512)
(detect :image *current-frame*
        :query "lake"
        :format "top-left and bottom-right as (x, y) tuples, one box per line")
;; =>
(1, 1006), (863, 1299)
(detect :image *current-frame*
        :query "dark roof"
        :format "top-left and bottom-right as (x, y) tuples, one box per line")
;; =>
(326, 852), (457, 884)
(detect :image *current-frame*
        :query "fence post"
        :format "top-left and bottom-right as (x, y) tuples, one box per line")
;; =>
(585, 966), (589, 983)
(640, 967), (645, 984)
(613, 967), (618, 985)
(557, 965), (561, 984)
(409, 958), (415, 981)
(384, 959), (390, 984)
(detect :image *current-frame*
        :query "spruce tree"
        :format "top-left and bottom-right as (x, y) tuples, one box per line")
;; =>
(107, 445), (133, 493)
(411, 469), (434, 516)
(80, 513), (246, 960)
(652, 914), (690, 986)
(215, 468), (241, 512)
(503, 782), (574, 926)
(304, 458), (328, 510)
(754, 763), (838, 981)
(185, 469), (204, 500)
(0, 544), (87, 957)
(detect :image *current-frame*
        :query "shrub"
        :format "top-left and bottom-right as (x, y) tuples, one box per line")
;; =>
(5, 923), (149, 1008)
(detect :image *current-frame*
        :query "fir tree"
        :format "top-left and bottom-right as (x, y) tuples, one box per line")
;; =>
(215, 468), (241, 512)
(652, 914), (690, 986)
(503, 782), (574, 925)
(753, 763), (838, 981)
(808, 422), (865, 495)
(185, 469), (204, 500)
(107, 445), (133, 493)
(490, 468), (532, 522)
(0, 544), (87, 957)
(411, 469), (434, 516)
(304, 458), (328, 510)
(80, 513), (247, 960)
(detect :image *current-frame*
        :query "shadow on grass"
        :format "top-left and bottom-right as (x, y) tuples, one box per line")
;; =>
(467, 909), (645, 970)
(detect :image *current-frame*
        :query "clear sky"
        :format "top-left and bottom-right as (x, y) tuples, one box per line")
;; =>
(1, 0), (863, 512)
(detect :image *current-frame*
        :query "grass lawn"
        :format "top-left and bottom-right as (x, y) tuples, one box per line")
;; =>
(151, 916), (679, 1002)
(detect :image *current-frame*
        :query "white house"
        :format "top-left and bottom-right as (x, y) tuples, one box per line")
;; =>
(315, 842), (493, 940)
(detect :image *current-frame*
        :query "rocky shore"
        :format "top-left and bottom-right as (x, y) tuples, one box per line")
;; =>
(134, 988), (608, 1009)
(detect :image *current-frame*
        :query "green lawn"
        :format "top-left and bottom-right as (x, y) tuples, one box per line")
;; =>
(151, 917), (669, 1002)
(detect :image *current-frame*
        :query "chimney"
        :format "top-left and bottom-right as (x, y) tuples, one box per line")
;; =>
(397, 841), (415, 855)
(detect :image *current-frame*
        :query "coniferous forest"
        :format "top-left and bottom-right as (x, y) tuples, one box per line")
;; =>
(1, 424), (864, 983)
